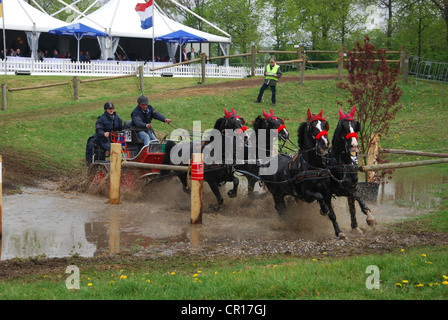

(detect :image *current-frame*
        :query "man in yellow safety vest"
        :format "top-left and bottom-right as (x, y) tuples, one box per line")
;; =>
(254, 56), (282, 105)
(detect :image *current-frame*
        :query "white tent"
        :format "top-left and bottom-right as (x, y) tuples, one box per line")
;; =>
(73, 0), (231, 61)
(0, 0), (66, 59)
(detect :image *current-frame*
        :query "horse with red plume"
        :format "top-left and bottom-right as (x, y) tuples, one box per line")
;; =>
(164, 107), (248, 211)
(260, 108), (347, 239)
(235, 108), (289, 197)
(326, 106), (376, 232)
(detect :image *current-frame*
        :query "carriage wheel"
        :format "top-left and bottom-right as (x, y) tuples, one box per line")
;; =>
(120, 168), (145, 192)
(88, 165), (110, 195)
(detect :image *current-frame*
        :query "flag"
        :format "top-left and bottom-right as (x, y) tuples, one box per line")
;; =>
(135, 0), (153, 30)
(0, 0), (3, 18)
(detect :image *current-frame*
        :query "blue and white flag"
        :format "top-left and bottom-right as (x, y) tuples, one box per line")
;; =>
(135, 0), (153, 29)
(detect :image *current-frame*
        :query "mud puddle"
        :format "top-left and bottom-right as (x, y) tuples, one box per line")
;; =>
(0, 167), (445, 261)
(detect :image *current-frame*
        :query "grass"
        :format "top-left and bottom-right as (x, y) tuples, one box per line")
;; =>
(0, 69), (447, 300)
(0, 247), (447, 300)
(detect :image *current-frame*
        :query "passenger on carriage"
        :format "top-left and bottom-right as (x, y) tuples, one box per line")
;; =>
(131, 95), (171, 146)
(95, 102), (123, 154)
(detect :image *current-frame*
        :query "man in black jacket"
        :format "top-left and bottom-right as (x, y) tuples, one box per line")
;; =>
(131, 95), (171, 145)
(95, 102), (123, 153)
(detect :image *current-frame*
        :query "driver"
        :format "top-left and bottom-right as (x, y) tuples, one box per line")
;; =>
(95, 102), (123, 155)
(131, 95), (171, 145)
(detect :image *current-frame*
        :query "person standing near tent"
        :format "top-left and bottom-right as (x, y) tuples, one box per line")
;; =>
(187, 47), (196, 60)
(131, 95), (171, 146)
(181, 48), (188, 62)
(254, 56), (282, 106)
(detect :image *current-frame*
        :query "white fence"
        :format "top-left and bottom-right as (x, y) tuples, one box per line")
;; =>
(0, 57), (264, 78)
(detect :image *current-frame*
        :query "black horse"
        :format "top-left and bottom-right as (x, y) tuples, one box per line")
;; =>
(260, 108), (347, 239)
(164, 108), (248, 211)
(236, 108), (289, 198)
(326, 106), (376, 232)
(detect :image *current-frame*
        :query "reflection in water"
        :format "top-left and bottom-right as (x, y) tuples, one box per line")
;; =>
(377, 167), (446, 209)
(1, 166), (446, 261)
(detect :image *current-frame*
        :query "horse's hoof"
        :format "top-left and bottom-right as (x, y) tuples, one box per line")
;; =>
(209, 204), (221, 212)
(338, 233), (348, 240)
(227, 190), (237, 198)
(278, 213), (287, 221)
(352, 227), (363, 234)
(320, 210), (327, 216)
(366, 211), (377, 226)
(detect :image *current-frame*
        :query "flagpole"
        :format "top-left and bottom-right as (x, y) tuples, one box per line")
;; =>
(2, 0), (7, 75)
(152, 0), (154, 75)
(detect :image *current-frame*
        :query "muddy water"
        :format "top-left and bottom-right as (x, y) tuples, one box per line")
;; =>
(1, 167), (445, 261)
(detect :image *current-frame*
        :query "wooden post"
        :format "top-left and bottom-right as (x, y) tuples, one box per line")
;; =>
(300, 54), (306, 85)
(73, 76), (79, 101)
(251, 46), (256, 77)
(1, 84), (7, 111)
(0, 154), (3, 239)
(337, 46), (344, 80)
(297, 46), (302, 73)
(200, 53), (206, 84)
(190, 153), (204, 224)
(403, 53), (409, 84)
(138, 65), (144, 93)
(400, 46), (405, 74)
(367, 134), (379, 182)
(109, 143), (121, 205)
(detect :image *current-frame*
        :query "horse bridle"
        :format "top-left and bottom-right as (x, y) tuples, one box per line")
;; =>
(305, 120), (329, 156)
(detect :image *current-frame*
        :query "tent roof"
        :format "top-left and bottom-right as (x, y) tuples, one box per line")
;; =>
(155, 30), (207, 44)
(49, 23), (109, 39)
(0, 0), (66, 32)
(75, 0), (230, 43)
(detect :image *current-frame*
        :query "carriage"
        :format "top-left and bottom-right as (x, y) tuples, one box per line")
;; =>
(86, 120), (174, 193)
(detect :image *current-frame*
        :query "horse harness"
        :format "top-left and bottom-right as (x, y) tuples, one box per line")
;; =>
(287, 152), (331, 185)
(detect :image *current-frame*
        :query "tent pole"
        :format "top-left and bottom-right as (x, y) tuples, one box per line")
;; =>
(152, 0), (155, 75)
(2, 3), (6, 75)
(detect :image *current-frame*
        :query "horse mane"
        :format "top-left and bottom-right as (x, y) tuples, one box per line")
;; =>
(297, 122), (307, 151)
(252, 115), (264, 131)
(214, 117), (226, 131)
(331, 121), (345, 148)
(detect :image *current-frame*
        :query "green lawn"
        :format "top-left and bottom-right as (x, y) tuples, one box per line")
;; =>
(0, 70), (447, 300)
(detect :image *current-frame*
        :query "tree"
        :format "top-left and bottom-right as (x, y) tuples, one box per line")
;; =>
(430, 0), (448, 46)
(337, 36), (403, 180)
(204, 0), (260, 53)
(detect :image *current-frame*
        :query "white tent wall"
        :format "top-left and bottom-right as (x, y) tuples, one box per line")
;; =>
(0, 0), (66, 60)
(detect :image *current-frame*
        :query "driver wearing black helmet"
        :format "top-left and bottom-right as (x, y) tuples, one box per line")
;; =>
(95, 102), (123, 154)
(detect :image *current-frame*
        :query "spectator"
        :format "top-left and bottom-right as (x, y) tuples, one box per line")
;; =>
(83, 51), (91, 62)
(187, 47), (195, 60)
(181, 48), (187, 62)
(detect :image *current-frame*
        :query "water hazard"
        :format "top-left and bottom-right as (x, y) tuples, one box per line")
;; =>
(1, 167), (446, 261)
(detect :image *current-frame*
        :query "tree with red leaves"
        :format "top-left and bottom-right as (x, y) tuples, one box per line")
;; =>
(337, 36), (403, 178)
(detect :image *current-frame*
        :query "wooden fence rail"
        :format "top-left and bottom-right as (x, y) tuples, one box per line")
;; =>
(380, 148), (448, 158)
(360, 158), (448, 172)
